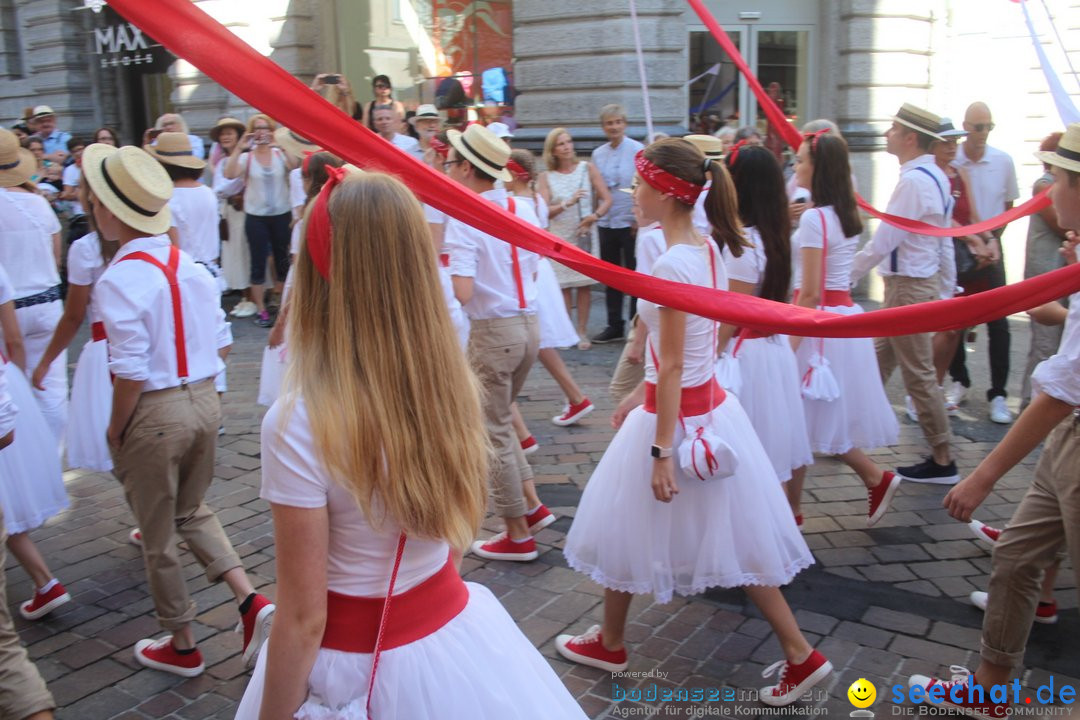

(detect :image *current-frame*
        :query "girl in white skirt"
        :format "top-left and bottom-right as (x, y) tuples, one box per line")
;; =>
(716, 145), (813, 490)
(236, 171), (586, 719)
(788, 130), (901, 526)
(505, 150), (594, 458)
(0, 263), (70, 621)
(558, 139), (832, 707)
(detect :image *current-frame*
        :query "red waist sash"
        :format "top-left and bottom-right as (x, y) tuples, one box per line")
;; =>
(644, 378), (725, 416)
(793, 289), (853, 307)
(91, 321), (107, 342)
(321, 557), (468, 654)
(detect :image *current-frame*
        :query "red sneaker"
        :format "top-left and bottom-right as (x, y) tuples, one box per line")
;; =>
(969, 591), (1058, 625)
(908, 667), (1008, 720)
(237, 593), (275, 668)
(134, 637), (205, 677)
(867, 471), (901, 527)
(129, 528), (142, 546)
(520, 436), (539, 455)
(552, 397), (594, 427)
(470, 534), (538, 562)
(968, 519), (1001, 546)
(759, 649), (833, 706)
(526, 505), (556, 534)
(555, 624), (628, 672)
(19, 581), (71, 620)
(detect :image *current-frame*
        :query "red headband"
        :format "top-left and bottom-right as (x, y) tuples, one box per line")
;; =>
(803, 129), (829, 153)
(725, 139), (749, 166)
(505, 159), (530, 182)
(301, 150), (317, 174)
(305, 165), (348, 280)
(429, 137), (450, 159)
(634, 151), (704, 206)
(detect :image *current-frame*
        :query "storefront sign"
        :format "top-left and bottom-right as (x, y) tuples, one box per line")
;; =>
(92, 20), (162, 67)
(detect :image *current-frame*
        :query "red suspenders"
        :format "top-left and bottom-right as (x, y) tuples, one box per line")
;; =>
(118, 245), (189, 381)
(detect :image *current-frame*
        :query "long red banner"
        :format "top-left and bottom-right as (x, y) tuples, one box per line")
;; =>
(105, 0), (1080, 338)
(684, 0), (1051, 238)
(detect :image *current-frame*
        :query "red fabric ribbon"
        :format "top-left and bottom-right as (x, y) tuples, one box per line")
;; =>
(505, 158), (530, 182)
(429, 137), (450, 159)
(104, 0), (1080, 338)
(634, 151), (704, 205)
(305, 165), (348, 280)
(725, 139), (749, 166)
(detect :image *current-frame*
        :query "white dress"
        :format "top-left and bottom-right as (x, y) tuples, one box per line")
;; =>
(545, 162), (596, 289)
(236, 399), (587, 720)
(564, 243), (813, 603)
(213, 159), (251, 291)
(793, 207), (898, 454)
(721, 228), (813, 482)
(512, 195), (578, 349)
(0, 265), (67, 533)
(65, 234), (113, 471)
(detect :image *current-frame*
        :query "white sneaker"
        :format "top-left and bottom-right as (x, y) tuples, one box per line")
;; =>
(231, 300), (257, 318)
(989, 396), (1013, 425)
(945, 380), (967, 407)
(904, 396), (918, 422)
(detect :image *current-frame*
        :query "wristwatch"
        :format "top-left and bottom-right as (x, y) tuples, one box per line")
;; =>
(651, 444), (673, 459)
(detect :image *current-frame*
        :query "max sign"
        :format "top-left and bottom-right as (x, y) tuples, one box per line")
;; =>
(93, 22), (160, 67)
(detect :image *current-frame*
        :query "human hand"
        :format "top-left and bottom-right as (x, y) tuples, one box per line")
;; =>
(611, 397), (638, 430)
(267, 321), (285, 349)
(569, 189), (587, 205)
(30, 363), (47, 391)
(789, 200), (811, 224)
(1062, 230), (1079, 265)
(942, 474), (993, 523)
(651, 458), (679, 502)
(239, 132), (254, 151)
(107, 424), (124, 451)
(984, 236), (1001, 264)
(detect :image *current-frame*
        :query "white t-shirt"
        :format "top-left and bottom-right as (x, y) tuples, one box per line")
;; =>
(62, 164), (84, 216)
(0, 189), (62, 297)
(638, 242), (726, 388)
(793, 206), (859, 293)
(953, 144), (1019, 222)
(261, 397), (452, 595)
(169, 185), (220, 264)
(289, 167), (305, 216)
(724, 226), (766, 291)
(635, 222), (666, 277)
(66, 232), (107, 324)
(1031, 290), (1080, 406)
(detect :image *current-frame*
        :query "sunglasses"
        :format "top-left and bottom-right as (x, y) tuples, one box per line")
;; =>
(968, 122), (995, 132)
(374, 83), (390, 89)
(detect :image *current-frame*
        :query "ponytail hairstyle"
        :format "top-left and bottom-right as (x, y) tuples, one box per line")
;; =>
(725, 145), (791, 302)
(641, 137), (747, 257)
(808, 133), (863, 238)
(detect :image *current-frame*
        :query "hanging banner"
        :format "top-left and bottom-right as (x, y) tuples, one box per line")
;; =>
(104, 0), (1080, 339)
(1018, 0), (1080, 125)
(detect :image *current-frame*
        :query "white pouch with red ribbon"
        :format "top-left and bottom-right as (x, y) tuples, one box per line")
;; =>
(714, 352), (742, 396)
(800, 351), (840, 402)
(678, 424), (739, 482)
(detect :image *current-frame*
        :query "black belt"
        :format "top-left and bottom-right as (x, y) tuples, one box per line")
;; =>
(14, 285), (61, 309)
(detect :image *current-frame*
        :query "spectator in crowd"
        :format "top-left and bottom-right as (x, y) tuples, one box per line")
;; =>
(309, 72), (355, 117)
(60, 137), (89, 242)
(372, 107), (421, 159)
(734, 126), (763, 146)
(357, 74), (406, 132)
(150, 113), (206, 160)
(92, 127), (119, 146)
(9, 122), (29, 142)
(715, 125), (736, 152)
(410, 104), (443, 167)
(28, 106), (70, 166)
(948, 102), (1019, 424)
(209, 117), (256, 317)
(487, 121), (513, 144)
(591, 104), (643, 344)
(22, 136), (61, 194)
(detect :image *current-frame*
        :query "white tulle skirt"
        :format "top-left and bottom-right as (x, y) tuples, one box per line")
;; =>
(535, 259), (579, 349)
(221, 204), (251, 291)
(66, 338), (112, 472)
(257, 345), (287, 407)
(235, 583), (587, 719)
(564, 395), (813, 603)
(726, 335), (813, 482)
(794, 303), (899, 454)
(0, 364), (68, 533)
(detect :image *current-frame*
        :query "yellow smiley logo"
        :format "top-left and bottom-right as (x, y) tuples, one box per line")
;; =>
(847, 678), (876, 708)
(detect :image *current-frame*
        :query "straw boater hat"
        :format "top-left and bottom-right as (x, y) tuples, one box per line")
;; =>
(683, 134), (725, 159)
(30, 105), (55, 120)
(408, 104), (441, 128)
(143, 132), (206, 170)
(892, 103), (945, 142)
(83, 144), (173, 235)
(1036, 123), (1080, 173)
(446, 124), (512, 182)
(274, 127), (320, 160)
(936, 118), (967, 139)
(209, 117), (245, 144)
(0, 128), (37, 188)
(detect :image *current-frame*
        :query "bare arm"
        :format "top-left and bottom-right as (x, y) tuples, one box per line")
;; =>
(1027, 301), (1069, 326)
(716, 278), (756, 351)
(652, 305), (686, 503)
(451, 275), (474, 306)
(1034, 177), (1066, 236)
(790, 246), (822, 352)
(258, 503), (329, 720)
(52, 232), (61, 267)
(0, 301), (26, 371)
(223, 137), (252, 179)
(588, 162), (613, 218)
(32, 283), (90, 389)
(106, 378), (145, 448)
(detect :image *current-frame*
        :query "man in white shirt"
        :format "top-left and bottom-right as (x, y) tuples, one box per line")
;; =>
(852, 103), (958, 485)
(84, 143), (274, 678)
(591, 104), (643, 344)
(444, 124), (545, 563)
(372, 106), (422, 159)
(948, 102), (1021, 424)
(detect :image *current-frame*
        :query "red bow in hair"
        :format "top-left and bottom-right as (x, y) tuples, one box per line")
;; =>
(725, 139), (749, 166)
(803, 128), (829, 152)
(634, 151), (705, 206)
(302, 150), (317, 174)
(505, 159), (530, 182)
(429, 138), (450, 159)
(305, 165), (348, 280)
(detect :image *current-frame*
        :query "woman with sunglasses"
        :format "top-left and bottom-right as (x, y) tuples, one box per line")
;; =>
(358, 75), (406, 134)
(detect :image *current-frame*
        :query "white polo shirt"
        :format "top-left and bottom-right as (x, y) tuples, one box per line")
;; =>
(953, 143), (1019, 222)
(445, 188), (540, 320)
(97, 235), (232, 390)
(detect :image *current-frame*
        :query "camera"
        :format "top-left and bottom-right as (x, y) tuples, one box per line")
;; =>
(323, 74), (341, 85)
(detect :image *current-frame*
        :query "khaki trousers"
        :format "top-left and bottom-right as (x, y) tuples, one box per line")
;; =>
(875, 275), (952, 449)
(609, 318), (645, 404)
(468, 315), (539, 519)
(110, 379), (242, 631)
(981, 414), (1080, 668)
(0, 509), (54, 719)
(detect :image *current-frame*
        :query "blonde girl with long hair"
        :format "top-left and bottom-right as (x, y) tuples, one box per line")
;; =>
(236, 171), (587, 719)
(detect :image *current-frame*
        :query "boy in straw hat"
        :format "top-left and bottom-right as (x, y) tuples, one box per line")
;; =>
(83, 143), (274, 677)
(908, 123), (1080, 720)
(442, 124), (552, 562)
(851, 103), (959, 485)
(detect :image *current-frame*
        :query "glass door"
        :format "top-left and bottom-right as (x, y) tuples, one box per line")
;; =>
(687, 27), (745, 135)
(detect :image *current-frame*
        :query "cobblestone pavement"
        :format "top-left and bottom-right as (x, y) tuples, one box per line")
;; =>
(7, 291), (1077, 719)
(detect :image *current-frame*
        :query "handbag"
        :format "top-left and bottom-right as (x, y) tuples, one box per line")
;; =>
(648, 243), (738, 482)
(801, 209), (840, 402)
